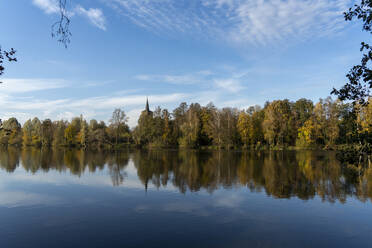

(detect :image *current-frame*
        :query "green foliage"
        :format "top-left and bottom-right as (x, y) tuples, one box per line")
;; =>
(53, 120), (67, 147)
(1, 118), (22, 146)
(179, 103), (201, 148)
(41, 119), (54, 147)
(263, 99), (296, 146)
(133, 110), (156, 146)
(332, 0), (372, 104)
(22, 119), (33, 146)
(64, 124), (76, 146)
(237, 111), (251, 147)
(108, 108), (129, 146)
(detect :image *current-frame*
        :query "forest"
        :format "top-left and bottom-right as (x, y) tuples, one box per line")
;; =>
(0, 97), (370, 153)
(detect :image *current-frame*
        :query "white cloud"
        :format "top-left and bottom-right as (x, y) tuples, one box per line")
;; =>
(33, 0), (351, 43)
(135, 70), (215, 85)
(63, 93), (187, 110)
(126, 108), (143, 128)
(135, 73), (206, 85)
(75, 5), (107, 30)
(215, 78), (244, 93)
(0, 78), (67, 93)
(32, 0), (59, 14)
(136, 70), (246, 94)
(0, 83), (257, 128)
(109, 0), (223, 35)
(32, 0), (106, 30)
(0, 87), (189, 127)
(230, 0), (351, 44)
(107, 0), (351, 44)
(0, 82), (235, 128)
(0, 62), (337, 128)
(55, 111), (76, 121)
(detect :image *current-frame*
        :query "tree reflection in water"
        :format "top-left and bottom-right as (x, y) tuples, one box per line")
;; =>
(0, 148), (371, 203)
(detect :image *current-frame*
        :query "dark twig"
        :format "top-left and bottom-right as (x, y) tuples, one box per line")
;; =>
(51, 0), (72, 48)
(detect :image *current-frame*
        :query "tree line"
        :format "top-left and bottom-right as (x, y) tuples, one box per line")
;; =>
(0, 97), (370, 151)
(0, 111), (130, 149)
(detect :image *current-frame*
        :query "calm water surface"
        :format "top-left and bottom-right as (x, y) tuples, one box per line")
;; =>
(0, 149), (371, 248)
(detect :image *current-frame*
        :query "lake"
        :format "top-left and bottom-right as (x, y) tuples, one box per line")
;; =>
(0, 148), (371, 247)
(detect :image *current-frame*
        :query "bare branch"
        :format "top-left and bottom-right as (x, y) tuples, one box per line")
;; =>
(51, 0), (72, 48)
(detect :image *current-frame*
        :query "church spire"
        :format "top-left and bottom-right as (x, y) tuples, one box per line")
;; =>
(142, 97), (153, 116)
(146, 97), (150, 112)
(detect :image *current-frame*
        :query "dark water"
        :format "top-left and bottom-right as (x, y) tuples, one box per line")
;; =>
(0, 148), (371, 248)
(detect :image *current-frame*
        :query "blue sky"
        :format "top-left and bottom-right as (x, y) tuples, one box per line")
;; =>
(0, 0), (367, 127)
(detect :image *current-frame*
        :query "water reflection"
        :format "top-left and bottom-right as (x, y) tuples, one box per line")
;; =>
(0, 148), (371, 203)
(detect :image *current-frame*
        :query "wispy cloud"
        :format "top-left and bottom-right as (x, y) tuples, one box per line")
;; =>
(32, 0), (59, 14)
(0, 86), (189, 127)
(0, 76), (237, 127)
(215, 78), (244, 93)
(75, 5), (106, 30)
(32, 0), (107, 30)
(135, 71), (212, 85)
(228, 0), (351, 44)
(0, 78), (67, 93)
(107, 0), (350, 44)
(0, 61), (338, 128)
(63, 93), (186, 109)
(33, 0), (350, 43)
(136, 69), (246, 93)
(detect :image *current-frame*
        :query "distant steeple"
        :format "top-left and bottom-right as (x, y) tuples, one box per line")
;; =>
(146, 97), (150, 112)
(142, 97), (153, 116)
